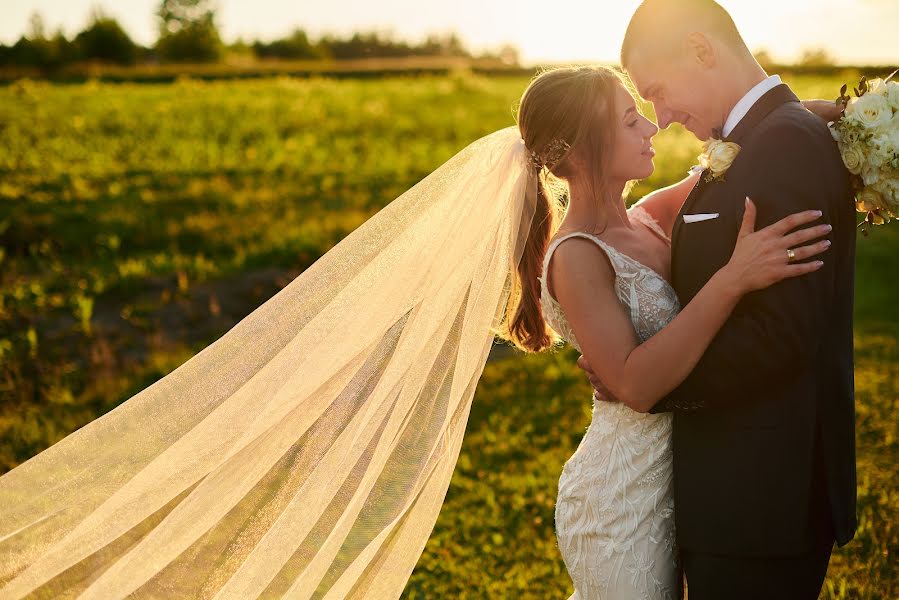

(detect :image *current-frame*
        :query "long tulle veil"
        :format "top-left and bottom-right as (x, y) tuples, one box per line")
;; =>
(0, 125), (538, 599)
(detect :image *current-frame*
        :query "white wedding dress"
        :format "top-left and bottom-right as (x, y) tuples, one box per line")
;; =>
(538, 205), (681, 600)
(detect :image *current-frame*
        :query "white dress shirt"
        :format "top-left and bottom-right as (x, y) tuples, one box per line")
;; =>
(721, 74), (782, 138)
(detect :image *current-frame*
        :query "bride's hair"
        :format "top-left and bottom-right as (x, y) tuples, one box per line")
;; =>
(497, 64), (627, 353)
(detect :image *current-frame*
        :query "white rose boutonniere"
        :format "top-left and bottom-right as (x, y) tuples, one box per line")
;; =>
(698, 138), (741, 182)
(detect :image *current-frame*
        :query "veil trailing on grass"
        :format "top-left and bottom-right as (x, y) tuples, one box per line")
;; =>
(0, 126), (537, 599)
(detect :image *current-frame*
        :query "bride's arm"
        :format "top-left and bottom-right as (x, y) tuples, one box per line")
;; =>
(629, 170), (702, 238)
(550, 200), (830, 413)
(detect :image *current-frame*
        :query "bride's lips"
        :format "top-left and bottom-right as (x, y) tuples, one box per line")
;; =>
(642, 147), (656, 157)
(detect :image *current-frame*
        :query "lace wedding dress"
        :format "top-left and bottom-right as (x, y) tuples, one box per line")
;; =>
(538, 206), (681, 600)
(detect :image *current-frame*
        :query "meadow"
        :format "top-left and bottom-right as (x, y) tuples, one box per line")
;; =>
(0, 70), (896, 598)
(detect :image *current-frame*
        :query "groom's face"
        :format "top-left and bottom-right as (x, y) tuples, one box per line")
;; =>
(624, 50), (719, 141)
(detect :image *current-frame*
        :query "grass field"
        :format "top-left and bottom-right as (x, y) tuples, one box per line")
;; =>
(0, 70), (896, 598)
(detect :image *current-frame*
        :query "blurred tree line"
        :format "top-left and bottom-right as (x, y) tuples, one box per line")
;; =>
(0, 0), (519, 72)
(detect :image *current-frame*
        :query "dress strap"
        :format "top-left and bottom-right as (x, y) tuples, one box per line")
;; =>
(540, 232), (640, 326)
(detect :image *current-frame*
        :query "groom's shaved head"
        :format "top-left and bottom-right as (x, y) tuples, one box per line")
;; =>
(620, 0), (764, 140)
(621, 0), (750, 68)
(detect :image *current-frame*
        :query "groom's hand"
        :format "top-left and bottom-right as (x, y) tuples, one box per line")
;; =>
(576, 354), (621, 403)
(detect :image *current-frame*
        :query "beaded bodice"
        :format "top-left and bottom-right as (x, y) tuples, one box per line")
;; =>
(538, 205), (681, 351)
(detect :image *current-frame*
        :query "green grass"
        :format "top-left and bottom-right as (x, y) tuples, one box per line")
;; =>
(0, 71), (895, 598)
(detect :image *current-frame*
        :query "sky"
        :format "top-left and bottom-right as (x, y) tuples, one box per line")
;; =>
(1, 0), (897, 65)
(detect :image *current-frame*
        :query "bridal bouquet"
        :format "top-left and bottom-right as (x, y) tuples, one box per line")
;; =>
(829, 70), (899, 234)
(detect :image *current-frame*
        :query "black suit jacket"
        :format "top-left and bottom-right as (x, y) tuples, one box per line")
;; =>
(649, 84), (857, 556)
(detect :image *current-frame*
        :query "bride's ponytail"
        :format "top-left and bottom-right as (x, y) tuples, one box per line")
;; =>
(498, 165), (565, 352)
(496, 64), (624, 353)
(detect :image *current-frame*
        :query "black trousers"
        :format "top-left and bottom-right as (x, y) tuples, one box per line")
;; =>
(682, 425), (835, 600)
(682, 541), (832, 600)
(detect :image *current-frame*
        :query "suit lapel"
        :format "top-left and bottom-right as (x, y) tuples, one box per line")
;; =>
(671, 171), (709, 255)
(723, 83), (800, 145)
(671, 83), (802, 284)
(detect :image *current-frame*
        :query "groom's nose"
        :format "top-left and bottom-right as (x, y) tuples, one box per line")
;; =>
(654, 104), (674, 129)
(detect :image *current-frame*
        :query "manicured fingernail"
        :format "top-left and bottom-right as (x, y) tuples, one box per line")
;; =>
(825, 224), (833, 232)
(824, 240), (832, 247)
(815, 210), (823, 216)
(816, 261), (824, 266)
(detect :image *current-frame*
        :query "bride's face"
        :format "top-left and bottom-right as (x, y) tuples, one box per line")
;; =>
(606, 83), (659, 182)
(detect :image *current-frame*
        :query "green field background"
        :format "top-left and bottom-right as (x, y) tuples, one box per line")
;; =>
(0, 71), (895, 598)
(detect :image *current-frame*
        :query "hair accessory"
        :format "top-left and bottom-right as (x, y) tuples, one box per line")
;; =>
(527, 138), (571, 171)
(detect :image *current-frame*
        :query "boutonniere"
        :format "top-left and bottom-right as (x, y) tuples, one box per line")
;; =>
(698, 138), (741, 183)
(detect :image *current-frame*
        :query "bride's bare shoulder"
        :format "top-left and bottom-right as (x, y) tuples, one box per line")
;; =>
(544, 233), (616, 302)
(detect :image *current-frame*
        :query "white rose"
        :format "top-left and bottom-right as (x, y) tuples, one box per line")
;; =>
(875, 178), (899, 214)
(879, 126), (899, 170)
(829, 124), (841, 142)
(887, 81), (899, 111)
(867, 78), (886, 96)
(882, 128), (899, 161)
(840, 143), (865, 174)
(700, 139), (740, 176)
(869, 134), (891, 168)
(847, 93), (892, 129)
(861, 164), (881, 186)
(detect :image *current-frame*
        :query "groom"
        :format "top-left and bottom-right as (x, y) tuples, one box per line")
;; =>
(577, 1), (856, 597)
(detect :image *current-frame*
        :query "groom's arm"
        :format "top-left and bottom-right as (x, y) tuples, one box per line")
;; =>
(649, 120), (846, 413)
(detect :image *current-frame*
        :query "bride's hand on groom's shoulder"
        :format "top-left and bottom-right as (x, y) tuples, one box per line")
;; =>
(721, 197), (832, 296)
(576, 355), (621, 404)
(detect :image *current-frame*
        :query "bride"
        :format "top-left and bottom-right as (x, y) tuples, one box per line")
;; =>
(0, 65), (833, 599)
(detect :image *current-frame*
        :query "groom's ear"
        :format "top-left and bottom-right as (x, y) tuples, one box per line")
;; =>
(684, 32), (717, 69)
